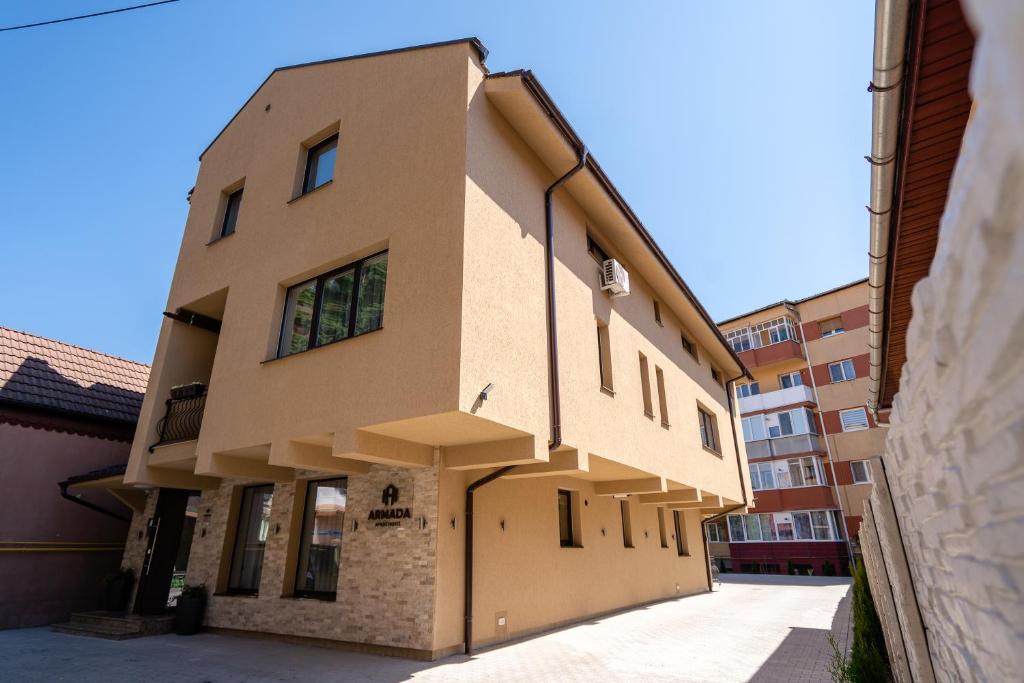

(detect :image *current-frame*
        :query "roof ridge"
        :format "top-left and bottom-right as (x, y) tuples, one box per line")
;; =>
(0, 326), (150, 370)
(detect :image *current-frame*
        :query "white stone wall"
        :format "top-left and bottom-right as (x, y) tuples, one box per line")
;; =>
(866, 1), (1024, 680)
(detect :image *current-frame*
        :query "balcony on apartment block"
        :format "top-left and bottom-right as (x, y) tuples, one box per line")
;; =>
(738, 384), (816, 415)
(725, 316), (804, 368)
(745, 433), (824, 460)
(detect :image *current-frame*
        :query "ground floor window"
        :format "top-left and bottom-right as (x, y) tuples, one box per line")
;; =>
(727, 509), (841, 543)
(228, 484), (275, 594)
(558, 489), (575, 547)
(673, 510), (689, 556)
(295, 477), (348, 600)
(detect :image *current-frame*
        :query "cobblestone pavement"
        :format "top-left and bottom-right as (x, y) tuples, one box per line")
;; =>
(1, 574), (851, 683)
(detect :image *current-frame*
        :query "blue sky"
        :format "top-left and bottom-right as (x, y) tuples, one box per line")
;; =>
(0, 1), (873, 363)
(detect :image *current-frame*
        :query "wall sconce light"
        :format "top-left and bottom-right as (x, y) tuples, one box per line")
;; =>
(450, 516), (458, 529)
(352, 520), (359, 532)
(418, 517), (428, 530)
(601, 527), (606, 536)
(644, 530), (649, 538)
(274, 523), (280, 535)
(479, 383), (495, 401)
(500, 519), (506, 531)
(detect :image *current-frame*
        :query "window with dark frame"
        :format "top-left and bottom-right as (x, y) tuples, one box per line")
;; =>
(220, 188), (243, 238)
(597, 322), (614, 391)
(653, 300), (663, 325)
(557, 489), (574, 547)
(681, 334), (697, 361)
(294, 477), (347, 600)
(673, 510), (689, 556)
(278, 251), (388, 357)
(698, 406), (718, 452)
(227, 484), (275, 594)
(639, 352), (654, 417)
(587, 234), (609, 264)
(655, 366), (670, 427)
(620, 499), (634, 548)
(711, 367), (722, 385)
(302, 134), (338, 195)
(657, 507), (669, 547)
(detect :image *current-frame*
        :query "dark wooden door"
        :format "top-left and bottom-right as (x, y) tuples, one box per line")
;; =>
(134, 488), (193, 615)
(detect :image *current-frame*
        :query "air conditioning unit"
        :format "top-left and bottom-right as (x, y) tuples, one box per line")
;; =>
(601, 259), (630, 297)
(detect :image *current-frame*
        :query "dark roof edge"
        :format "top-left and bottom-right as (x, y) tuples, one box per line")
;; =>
(63, 463), (127, 486)
(0, 397), (140, 428)
(716, 277), (870, 327)
(488, 70), (751, 379)
(198, 37), (488, 161)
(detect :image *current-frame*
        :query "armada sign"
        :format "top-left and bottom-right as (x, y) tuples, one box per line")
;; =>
(368, 483), (411, 528)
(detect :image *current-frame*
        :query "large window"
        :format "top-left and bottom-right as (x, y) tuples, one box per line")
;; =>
(728, 509), (840, 542)
(228, 484), (274, 594)
(302, 134), (338, 194)
(294, 478), (347, 600)
(751, 456), (825, 490)
(839, 408), (869, 432)
(220, 188), (243, 238)
(851, 460), (872, 484)
(279, 251), (388, 357)
(698, 406), (719, 452)
(736, 382), (760, 399)
(744, 407), (817, 442)
(779, 371), (803, 389)
(558, 490), (575, 547)
(725, 317), (797, 353)
(828, 359), (857, 383)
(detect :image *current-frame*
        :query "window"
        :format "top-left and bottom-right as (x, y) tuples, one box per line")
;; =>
(828, 359), (857, 383)
(302, 134), (338, 194)
(779, 371), (803, 389)
(728, 510), (836, 542)
(752, 457), (824, 489)
(710, 367), (723, 385)
(741, 415), (767, 442)
(749, 462), (776, 490)
(655, 366), (670, 427)
(278, 251), (388, 357)
(597, 323), (614, 391)
(653, 300), (663, 326)
(839, 408), (869, 432)
(639, 353), (654, 417)
(851, 460), (872, 484)
(228, 484), (274, 594)
(707, 521), (724, 543)
(736, 382), (760, 398)
(673, 510), (689, 556)
(698, 406), (719, 452)
(759, 407), (817, 439)
(657, 507), (669, 547)
(620, 500), (634, 548)
(557, 490), (575, 547)
(220, 188), (243, 238)
(725, 317), (797, 352)
(294, 478), (347, 599)
(819, 316), (845, 337)
(680, 334), (697, 360)
(587, 234), (609, 264)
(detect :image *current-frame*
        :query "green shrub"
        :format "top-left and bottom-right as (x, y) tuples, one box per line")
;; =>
(830, 560), (891, 682)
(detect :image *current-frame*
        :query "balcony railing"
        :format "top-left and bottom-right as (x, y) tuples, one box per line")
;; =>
(744, 433), (822, 459)
(738, 384), (815, 415)
(150, 387), (207, 450)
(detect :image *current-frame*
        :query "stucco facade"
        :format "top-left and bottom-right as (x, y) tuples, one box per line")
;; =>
(115, 40), (750, 658)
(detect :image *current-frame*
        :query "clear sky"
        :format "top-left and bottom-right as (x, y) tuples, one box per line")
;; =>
(0, 1), (873, 363)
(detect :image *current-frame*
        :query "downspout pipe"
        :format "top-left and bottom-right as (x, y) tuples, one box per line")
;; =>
(58, 481), (131, 523)
(867, 0), (912, 417)
(464, 149), (588, 656)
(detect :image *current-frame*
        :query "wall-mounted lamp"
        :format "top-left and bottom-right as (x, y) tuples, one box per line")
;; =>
(479, 383), (495, 401)
(352, 520), (359, 532)
(500, 519), (506, 532)
(418, 517), (428, 530)
(450, 516), (458, 529)
(601, 527), (606, 536)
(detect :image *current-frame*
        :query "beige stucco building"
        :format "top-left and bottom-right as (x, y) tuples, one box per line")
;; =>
(101, 39), (752, 658)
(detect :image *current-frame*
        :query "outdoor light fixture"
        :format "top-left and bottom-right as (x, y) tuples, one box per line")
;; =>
(479, 383), (495, 401)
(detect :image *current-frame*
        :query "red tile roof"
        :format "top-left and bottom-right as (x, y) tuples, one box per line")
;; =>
(0, 327), (150, 424)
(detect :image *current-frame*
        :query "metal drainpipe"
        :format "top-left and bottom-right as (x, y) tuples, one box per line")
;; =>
(463, 149), (588, 656)
(786, 304), (855, 563)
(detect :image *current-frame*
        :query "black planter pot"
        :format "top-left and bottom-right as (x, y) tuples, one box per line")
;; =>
(174, 595), (206, 635)
(102, 575), (134, 612)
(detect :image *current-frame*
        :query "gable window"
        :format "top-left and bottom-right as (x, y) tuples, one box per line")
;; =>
(620, 500), (634, 548)
(557, 490), (575, 547)
(828, 359), (857, 383)
(819, 316), (845, 337)
(698, 406), (719, 452)
(680, 334), (697, 361)
(220, 187), (243, 238)
(586, 234), (609, 264)
(839, 408), (869, 432)
(653, 300), (663, 326)
(655, 366), (670, 428)
(278, 251), (388, 357)
(779, 371), (803, 389)
(227, 484), (274, 594)
(736, 382), (760, 398)
(673, 510), (689, 556)
(294, 477), (347, 600)
(851, 460), (873, 484)
(639, 353), (654, 418)
(302, 134), (338, 194)
(597, 322), (614, 392)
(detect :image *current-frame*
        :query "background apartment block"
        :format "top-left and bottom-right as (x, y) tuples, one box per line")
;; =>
(84, 39), (753, 658)
(710, 279), (885, 576)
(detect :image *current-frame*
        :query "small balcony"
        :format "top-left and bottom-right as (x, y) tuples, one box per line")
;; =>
(738, 384), (815, 415)
(737, 340), (804, 369)
(744, 433), (822, 460)
(150, 383), (207, 450)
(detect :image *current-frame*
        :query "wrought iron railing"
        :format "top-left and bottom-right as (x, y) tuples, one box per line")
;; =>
(150, 391), (207, 450)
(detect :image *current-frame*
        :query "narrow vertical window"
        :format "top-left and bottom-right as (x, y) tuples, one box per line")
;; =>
(294, 478), (347, 600)
(655, 366), (670, 427)
(228, 484), (275, 594)
(280, 280), (317, 355)
(302, 134), (338, 194)
(620, 499), (634, 548)
(673, 510), (689, 556)
(220, 188), (243, 237)
(711, 367), (723, 386)
(557, 490), (575, 547)
(698, 406), (719, 452)
(653, 300), (663, 325)
(597, 322), (614, 391)
(657, 507), (669, 548)
(681, 334), (697, 360)
(353, 251), (389, 335)
(639, 353), (654, 417)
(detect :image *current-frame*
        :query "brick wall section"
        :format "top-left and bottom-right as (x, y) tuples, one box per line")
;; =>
(862, 2), (1024, 680)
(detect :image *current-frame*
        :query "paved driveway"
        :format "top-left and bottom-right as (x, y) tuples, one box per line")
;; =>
(1, 574), (851, 683)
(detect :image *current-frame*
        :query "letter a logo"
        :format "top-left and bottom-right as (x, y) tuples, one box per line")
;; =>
(382, 484), (399, 506)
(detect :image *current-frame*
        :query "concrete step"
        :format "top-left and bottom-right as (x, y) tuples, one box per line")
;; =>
(52, 612), (176, 640)
(51, 623), (144, 641)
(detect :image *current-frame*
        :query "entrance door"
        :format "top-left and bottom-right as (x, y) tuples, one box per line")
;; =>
(134, 489), (199, 615)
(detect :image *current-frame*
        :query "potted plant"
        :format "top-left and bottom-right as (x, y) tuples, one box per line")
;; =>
(101, 567), (134, 612)
(174, 584), (207, 635)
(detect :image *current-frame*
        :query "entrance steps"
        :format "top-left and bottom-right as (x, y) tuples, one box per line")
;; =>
(51, 611), (174, 640)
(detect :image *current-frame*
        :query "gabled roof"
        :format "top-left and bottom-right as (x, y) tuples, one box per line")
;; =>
(0, 326), (150, 424)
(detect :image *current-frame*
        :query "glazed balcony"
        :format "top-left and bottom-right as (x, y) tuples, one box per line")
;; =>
(744, 433), (823, 460)
(738, 384), (815, 415)
(725, 316), (804, 369)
